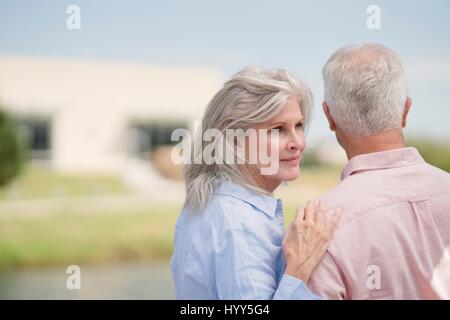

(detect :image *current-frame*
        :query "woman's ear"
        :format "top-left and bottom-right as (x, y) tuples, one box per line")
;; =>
(322, 101), (336, 131)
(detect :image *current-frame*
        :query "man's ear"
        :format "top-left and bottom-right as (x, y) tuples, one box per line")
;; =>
(402, 97), (412, 128)
(322, 101), (336, 131)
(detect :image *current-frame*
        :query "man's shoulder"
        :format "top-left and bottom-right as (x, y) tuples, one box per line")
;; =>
(317, 162), (450, 222)
(422, 161), (450, 182)
(315, 178), (365, 225)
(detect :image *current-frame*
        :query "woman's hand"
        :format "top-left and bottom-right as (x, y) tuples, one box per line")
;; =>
(282, 200), (341, 283)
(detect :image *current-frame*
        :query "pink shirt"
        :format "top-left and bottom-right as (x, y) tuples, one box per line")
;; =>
(309, 147), (450, 300)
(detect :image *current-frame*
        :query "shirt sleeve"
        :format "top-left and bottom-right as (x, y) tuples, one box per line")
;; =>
(273, 274), (321, 300)
(308, 250), (347, 299)
(212, 213), (320, 300)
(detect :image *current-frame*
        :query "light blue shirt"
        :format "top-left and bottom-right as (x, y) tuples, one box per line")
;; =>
(170, 180), (320, 300)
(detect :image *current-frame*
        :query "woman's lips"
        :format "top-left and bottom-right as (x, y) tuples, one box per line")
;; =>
(281, 155), (300, 165)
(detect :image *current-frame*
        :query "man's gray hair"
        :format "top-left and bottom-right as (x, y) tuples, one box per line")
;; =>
(323, 43), (408, 136)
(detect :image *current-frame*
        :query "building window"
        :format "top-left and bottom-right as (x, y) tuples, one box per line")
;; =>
(18, 116), (52, 160)
(129, 122), (187, 160)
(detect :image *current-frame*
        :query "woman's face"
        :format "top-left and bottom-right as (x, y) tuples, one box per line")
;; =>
(244, 96), (306, 192)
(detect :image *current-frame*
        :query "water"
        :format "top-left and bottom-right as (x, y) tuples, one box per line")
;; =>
(0, 260), (174, 299)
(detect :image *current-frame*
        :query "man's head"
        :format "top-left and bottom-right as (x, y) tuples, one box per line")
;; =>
(322, 43), (412, 158)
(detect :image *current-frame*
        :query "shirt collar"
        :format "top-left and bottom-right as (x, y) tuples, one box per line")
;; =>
(341, 147), (425, 181)
(213, 180), (282, 218)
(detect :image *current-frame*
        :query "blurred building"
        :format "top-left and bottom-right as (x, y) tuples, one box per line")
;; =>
(0, 56), (222, 180)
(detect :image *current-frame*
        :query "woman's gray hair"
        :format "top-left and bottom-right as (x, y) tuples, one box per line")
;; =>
(323, 43), (408, 136)
(183, 66), (313, 213)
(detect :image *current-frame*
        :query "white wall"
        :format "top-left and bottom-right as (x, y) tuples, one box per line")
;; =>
(0, 56), (222, 174)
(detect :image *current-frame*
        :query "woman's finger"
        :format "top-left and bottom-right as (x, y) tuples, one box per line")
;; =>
(324, 208), (341, 235)
(315, 201), (327, 229)
(304, 200), (315, 223)
(294, 206), (305, 224)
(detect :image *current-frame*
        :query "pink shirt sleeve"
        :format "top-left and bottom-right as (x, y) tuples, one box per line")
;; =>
(308, 251), (348, 300)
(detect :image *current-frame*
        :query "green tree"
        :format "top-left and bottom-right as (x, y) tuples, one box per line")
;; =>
(408, 138), (450, 173)
(0, 109), (25, 186)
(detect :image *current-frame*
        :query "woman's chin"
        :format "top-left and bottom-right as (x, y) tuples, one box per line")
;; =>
(277, 169), (300, 182)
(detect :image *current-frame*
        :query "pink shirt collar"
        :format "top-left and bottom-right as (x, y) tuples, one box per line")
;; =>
(341, 147), (425, 181)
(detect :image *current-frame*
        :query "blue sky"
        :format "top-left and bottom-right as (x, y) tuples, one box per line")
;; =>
(1, 0), (449, 144)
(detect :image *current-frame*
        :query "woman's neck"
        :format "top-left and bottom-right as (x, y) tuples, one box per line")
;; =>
(242, 166), (280, 194)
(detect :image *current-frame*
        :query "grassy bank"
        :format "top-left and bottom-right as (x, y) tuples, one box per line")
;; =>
(0, 206), (180, 271)
(0, 164), (129, 201)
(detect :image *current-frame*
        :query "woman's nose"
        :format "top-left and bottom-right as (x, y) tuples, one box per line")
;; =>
(286, 131), (305, 151)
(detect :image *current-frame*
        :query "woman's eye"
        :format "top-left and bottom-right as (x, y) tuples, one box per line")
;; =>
(296, 123), (304, 129)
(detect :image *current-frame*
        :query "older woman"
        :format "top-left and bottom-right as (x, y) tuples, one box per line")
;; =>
(171, 67), (341, 299)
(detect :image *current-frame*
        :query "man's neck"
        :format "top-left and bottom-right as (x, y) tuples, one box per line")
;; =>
(340, 129), (406, 160)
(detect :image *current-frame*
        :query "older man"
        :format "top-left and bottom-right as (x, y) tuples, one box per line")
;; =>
(308, 43), (450, 299)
